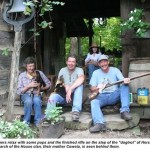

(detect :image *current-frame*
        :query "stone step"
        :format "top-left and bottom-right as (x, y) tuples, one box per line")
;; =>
(62, 112), (140, 131)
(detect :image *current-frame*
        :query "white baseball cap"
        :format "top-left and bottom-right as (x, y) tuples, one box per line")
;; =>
(98, 55), (109, 62)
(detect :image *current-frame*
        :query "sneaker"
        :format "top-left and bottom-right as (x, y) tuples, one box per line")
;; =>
(23, 121), (31, 126)
(121, 111), (132, 121)
(89, 123), (107, 133)
(72, 111), (80, 122)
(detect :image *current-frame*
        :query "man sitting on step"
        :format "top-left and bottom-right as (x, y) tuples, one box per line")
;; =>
(17, 57), (51, 126)
(89, 54), (132, 133)
(47, 54), (84, 122)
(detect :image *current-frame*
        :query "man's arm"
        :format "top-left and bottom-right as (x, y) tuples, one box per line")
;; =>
(65, 74), (84, 93)
(70, 75), (84, 91)
(65, 74), (84, 103)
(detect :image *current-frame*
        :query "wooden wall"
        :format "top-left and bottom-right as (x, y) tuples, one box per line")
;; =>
(42, 12), (66, 76)
(0, 1), (13, 93)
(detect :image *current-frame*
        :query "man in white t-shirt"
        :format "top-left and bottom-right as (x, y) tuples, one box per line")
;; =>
(89, 54), (132, 133)
(48, 54), (84, 122)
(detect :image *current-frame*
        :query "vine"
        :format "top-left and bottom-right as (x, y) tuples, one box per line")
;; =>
(24, 0), (65, 36)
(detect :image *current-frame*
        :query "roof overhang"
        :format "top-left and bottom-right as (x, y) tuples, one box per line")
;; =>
(59, 0), (120, 37)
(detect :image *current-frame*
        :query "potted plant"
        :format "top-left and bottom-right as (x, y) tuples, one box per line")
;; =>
(121, 8), (150, 37)
(39, 100), (65, 138)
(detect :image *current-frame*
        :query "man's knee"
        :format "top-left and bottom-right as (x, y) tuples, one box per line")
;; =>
(33, 97), (42, 105)
(48, 93), (59, 103)
(24, 99), (32, 106)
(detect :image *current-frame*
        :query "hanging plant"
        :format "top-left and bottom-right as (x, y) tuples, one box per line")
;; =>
(121, 8), (150, 37)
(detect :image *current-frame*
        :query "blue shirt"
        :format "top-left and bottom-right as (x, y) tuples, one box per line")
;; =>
(89, 67), (124, 93)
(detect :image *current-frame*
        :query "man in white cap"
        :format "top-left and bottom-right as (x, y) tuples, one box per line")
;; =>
(89, 54), (132, 133)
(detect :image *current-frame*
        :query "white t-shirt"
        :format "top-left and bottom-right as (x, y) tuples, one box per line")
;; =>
(85, 52), (102, 63)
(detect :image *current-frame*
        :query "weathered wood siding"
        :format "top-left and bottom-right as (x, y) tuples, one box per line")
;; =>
(0, 48), (11, 108)
(42, 13), (66, 76)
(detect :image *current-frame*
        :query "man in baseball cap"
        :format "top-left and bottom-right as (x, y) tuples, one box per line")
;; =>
(89, 54), (132, 133)
(98, 54), (108, 62)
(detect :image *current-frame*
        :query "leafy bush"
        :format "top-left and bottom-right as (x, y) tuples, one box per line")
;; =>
(0, 119), (36, 139)
(44, 100), (63, 125)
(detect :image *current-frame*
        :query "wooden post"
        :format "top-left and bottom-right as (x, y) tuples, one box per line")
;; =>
(5, 32), (22, 121)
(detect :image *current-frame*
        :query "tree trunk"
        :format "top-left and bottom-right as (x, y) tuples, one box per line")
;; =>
(70, 37), (77, 55)
(5, 32), (22, 121)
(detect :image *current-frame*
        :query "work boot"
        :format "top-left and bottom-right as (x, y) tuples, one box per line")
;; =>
(89, 123), (107, 133)
(121, 111), (132, 121)
(72, 111), (80, 122)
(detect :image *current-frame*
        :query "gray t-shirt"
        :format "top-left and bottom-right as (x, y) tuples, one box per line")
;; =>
(58, 67), (84, 85)
(90, 67), (124, 93)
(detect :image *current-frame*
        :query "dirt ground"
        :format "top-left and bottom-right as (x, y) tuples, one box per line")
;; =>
(60, 120), (150, 139)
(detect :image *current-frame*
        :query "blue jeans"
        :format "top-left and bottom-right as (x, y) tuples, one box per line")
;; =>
(87, 64), (99, 80)
(90, 85), (130, 125)
(21, 94), (42, 125)
(48, 85), (83, 112)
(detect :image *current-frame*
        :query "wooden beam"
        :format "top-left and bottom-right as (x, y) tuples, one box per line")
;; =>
(4, 32), (22, 121)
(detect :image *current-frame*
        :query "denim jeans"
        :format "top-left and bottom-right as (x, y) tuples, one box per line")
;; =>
(48, 85), (83, 112)
(21, 94), (42, 125)
(90, 84), (130, 125)
(87, 64), (99, 80)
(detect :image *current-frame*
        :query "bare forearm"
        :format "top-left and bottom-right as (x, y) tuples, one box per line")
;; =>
(71, 76), (84, 90)
(66, 75), (84, 91)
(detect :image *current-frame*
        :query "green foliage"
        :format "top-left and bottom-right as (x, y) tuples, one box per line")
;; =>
(65, 17), (122, 58)
(0, 119), (35, 138)
(121, 8), (150, 37)
(23, 0), (65, 35)
(93, 17), (122, 51)
(1, 48), (9, 56)
(113, 57), (122, 68)
(45, 102), (63, 125)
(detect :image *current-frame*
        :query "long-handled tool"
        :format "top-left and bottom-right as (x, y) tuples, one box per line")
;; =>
(88, 72), (150, 100)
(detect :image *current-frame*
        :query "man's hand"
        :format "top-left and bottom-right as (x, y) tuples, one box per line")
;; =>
(64, 85), (72, 103)
(124, 78), (130, 84)
(97, 83), (106, 93)
(28, 81), (40, 88)
(66, 89), (72, 103)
